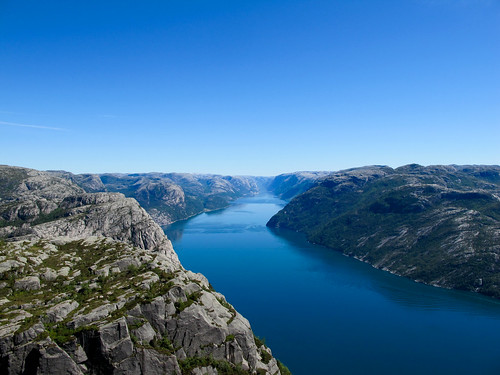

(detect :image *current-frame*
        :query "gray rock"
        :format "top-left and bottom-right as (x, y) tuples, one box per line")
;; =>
(38, 344), (84, 375)
(175, 347), (187, 361)
(40, 268), (58, 281)
(73, 344), (88, 364)
(134, 348), (181, 375)
(0, 165), (284, 375)
(131, 321), (156, 345)
(192, 366), (219, 375)
(169, 303), (227, 357)
(99, 318), (134, 364)
(58, 266), (71, 277)
(140, 297), (167, 334)
(0, 259), (24, 273)
(14, 276), (40, 291)
(13, 323), (46, 346)
(44, 300), (79, 323)
(71, 304), (115, 328)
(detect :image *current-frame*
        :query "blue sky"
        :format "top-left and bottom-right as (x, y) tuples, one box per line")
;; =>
(1, 0), (499, 176)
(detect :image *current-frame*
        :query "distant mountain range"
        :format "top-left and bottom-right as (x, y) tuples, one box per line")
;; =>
(46, 171), (264, 226)
(41, 170), (329, 226)
(267, 164), (500, 299)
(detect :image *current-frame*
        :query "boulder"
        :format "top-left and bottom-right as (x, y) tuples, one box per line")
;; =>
(14, 276), (40, 291)
(44, 300), (79, 323)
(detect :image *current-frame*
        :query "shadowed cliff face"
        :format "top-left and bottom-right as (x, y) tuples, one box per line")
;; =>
(0, 166), (284, 375)
(268, 164), (500, 299)
(267, 171), (331, 201)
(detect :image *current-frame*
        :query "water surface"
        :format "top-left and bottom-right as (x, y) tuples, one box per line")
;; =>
(165, 194), (500, 375)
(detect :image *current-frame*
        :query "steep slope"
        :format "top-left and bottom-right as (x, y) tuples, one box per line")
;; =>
(268, 164), (500, 298)
(267, 172), (331, 200)
(49, 171), (262, 226)
(0, 166), (286, 375)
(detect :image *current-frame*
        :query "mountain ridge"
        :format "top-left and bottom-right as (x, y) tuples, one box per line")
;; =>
(46, 170), (266, 226)
(267, 164), (500, 299)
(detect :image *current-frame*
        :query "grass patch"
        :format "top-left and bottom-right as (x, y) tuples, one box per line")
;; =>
(254, 335), (266, 348)
(151, 335), (174, 354)
(260, 349), (272, 364)
(277, 360), (292, 375)
(175, 291), (202, 313)
(217, 297), (236, 324)
(48, 324), (98, 346)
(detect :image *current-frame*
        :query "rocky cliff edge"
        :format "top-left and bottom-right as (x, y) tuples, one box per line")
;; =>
(0, 166), (286, 375)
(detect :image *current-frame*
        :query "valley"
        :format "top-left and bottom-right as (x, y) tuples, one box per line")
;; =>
(2, 163), (500, 374)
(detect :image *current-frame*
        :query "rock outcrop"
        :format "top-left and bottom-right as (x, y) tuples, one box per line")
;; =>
(268, 164), (500, 299)
(0, 165), (285, 375)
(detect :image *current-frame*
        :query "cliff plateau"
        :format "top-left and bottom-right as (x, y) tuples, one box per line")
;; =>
(0, 166), (286, 375)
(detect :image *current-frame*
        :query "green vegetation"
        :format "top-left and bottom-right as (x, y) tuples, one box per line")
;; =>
(31, 207), (69, 225)
(175, 291), (202, 313)
(260, 349), (272, 364)
(254, 335), (266, 348)
(15, 315), (40, 334)
(0, 237), (179, 334)
(0, 218), (23, 228)
(0, 167), (28, 198)
(150, 335), (175, 354)
(277, 360), (292, 375)
(48, 324), (98, 346)
(268, 165), (500, 299)
(217, 297), (237, 324)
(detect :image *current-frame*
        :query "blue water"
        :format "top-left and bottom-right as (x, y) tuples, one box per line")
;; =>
(164, 194), (500, 375)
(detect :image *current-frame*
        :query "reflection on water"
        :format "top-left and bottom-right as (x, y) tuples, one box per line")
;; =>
(164, 193), (500, 375)
(269, 227), (500, 317)
(165, 221), (268, 239)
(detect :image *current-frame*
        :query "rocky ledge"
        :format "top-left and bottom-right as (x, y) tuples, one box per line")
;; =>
(0, 166), (288, 375)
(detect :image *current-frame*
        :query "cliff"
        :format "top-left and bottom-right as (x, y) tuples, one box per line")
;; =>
(0, 165), (286, 375)
(48, 171), (262, 226)
(267, 172), (331, 200)
(267, 164), (500, 299)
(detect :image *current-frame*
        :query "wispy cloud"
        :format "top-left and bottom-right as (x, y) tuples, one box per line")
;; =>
(0, 120), (67, 131)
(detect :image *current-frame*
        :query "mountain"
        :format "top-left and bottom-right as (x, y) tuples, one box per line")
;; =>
(267, 164), (500, 298)
(0, 165), (288, 375)
(267, 172), (331, 200)
(48, 171), (263, 226)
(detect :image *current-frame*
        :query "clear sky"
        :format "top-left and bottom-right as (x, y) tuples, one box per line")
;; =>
(1, 0), (499, 176)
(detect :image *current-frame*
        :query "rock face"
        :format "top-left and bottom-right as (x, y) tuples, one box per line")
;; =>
(267, 171), (331, 200)
(268, 164), (500, 299)
(48, 171), (263, 226)
(0, 165), (284, 375)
